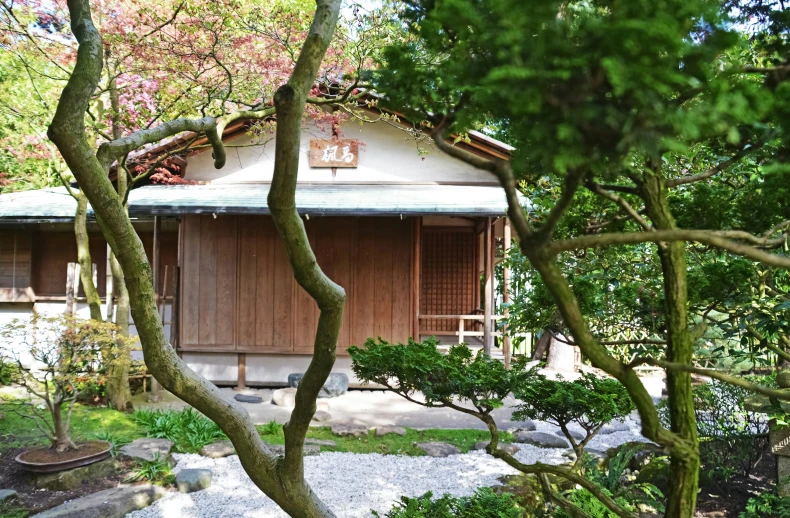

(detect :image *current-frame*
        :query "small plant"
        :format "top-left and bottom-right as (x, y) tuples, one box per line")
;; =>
(260, 420), (282, 436)
(125, 452), (174, 485)
(0, 499), (28, 518)
(91, 430), (129, 457)
(0, 357), (19, 385)
(513, 372), (635, 471)
(739, 490), (790, 518)
(0, 315), (119, 452)
(581, 445), (665, 513)
(373, 488), (522, 518)
(133, 407), (227, 452)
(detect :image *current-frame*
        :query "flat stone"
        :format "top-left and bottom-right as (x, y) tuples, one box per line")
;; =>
(32, 458), (117, 491)
(330, 420), (368, 437)
(375, 426), (407, 437)
(0, 489), (18, 502)
(119, 438), (173, 463)
(473, 442), (520, 455)
(34, 484), (167, 518)
(176, 468), (212, 493)
(556, 429), (585, 441)
(199, 441), (235, 458)
(288, 373), (349, 398)
(272, 388), (330, 411)
(513, 431), (570, 449)
(417, 442), (461, 457)
(506, 421), (536, 433)
(234, 393), (263, 404)
(312, 410), (332, 422)
(263, 443), (320, 456)
(305, 439), (337, 448)
(600, 421), (631, 434)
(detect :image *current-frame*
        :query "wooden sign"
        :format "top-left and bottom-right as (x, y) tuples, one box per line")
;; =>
(309, 139), (359, 168)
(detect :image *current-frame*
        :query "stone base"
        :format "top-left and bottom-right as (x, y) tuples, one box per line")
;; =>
(779, 456), (790, 497)
(32, 458), (117, 491)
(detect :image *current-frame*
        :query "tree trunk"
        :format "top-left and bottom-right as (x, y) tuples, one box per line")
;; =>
(48, 0), (342, 515)
(74, 192), (103, 321)
(51, 403), (75, 452)
(107, 250), (131, 411)
(641, 171), (700, 517)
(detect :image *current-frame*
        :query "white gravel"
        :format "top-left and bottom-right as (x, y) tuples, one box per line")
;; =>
(127, 421), (647, 518)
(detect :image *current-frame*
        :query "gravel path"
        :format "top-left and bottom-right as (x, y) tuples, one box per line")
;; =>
(127, 422), (647, 518)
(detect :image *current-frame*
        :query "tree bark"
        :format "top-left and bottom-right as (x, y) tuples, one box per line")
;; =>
(640, 170), (700, 517)
(74, 192), (103, 321)
(48, 0), (340, 515)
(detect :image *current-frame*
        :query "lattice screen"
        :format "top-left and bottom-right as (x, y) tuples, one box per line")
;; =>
(420, 228), (476, 332)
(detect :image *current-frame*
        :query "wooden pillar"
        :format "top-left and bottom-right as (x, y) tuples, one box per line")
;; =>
(150, 216), (162, 394)
(65, 262), (76, 315)
(235, 353), (247, 391)
(412, 217), (422, 340)
(503, 219), (512, 368)
(483, 217), (493, 355)
(105, 244), (114, 321)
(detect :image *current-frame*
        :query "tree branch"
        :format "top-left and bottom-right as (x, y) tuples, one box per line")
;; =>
(585, 181), (652, 231)
(666, 145), (761, 187)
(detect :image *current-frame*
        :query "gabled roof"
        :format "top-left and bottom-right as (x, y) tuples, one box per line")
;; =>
(0, 184), (524, 220)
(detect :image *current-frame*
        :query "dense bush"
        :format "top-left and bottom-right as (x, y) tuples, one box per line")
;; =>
(134, 407), (227, 452)
(739, 490), (790, 518)
(372, 488), (522, 518)
(658, 378), (771, 494)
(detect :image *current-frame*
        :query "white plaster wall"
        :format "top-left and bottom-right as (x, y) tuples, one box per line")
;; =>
(182, 353), (238, 382)
(185, 120), (499, 185)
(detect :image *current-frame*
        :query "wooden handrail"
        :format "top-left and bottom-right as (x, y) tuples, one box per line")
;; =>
(418, 314), (506, 320)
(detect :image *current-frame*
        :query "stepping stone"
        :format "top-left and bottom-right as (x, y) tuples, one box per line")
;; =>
(330, 420), (368, 437)
(417, 442), (460, 457)
(507, 421), (536, 433)
(473, 442), (520, 455)
(176, 468), (212, 493)
(600, 421), (631, 434)
(312, 410), (332, 422)
(119, 438), (173, 463)
(0, 489), (17, 502)
(375, 426), (407, 437)
(33, 484), (166, 518)
(235, 393), (263, 404)
(556, 429), (585, 441)
(514, 431), (570, 449)
(263, 444), (320, 456)
(288, 373), (349, 398)
(305, 439), (337, 447)
(199, 440), (235, 458)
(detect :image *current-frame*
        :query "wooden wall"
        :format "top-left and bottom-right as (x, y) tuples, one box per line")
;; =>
(419, 227), (477, 332)
(0, 230), (32, 293)
(179, 215), (413, 354)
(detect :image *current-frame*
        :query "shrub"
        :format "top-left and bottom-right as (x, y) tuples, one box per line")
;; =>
(372, 488), (522, 518)
(739, 490), (790, 518)
(125, 452), (175, 485)
(0, 357), (18, 385)
(133, 407), (227, 452)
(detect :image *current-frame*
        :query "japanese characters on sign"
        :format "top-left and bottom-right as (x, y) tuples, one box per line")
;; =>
(309, 139), (359, 168)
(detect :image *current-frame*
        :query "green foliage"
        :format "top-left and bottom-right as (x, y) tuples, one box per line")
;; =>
(0, 500), (28, 518)
(0, 357), (18, 385)
(125, 452), (174, 485)
(260, 420), (282, 436)
(350, 338), (537, 413)
(513, 373), (635, 444)
(739, 490), (790, 518)
(91, 430), (130, 457)
(372, 488), (522, 518)
(584, 446), (666, 512)
(133, 407), (227, 453)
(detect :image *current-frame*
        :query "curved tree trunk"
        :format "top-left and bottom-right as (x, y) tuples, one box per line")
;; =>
(107, 251), (131, 410)
(48, 0), (342, 515)
(74, 192), (103, 321)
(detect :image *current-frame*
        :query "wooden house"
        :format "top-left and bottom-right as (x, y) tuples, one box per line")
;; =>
(0, 118), (522, 386)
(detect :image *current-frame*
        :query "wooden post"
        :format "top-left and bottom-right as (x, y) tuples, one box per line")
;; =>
(171, 266), (180, 349)
(105, 244), (114, 321)
(150, 216), (162, 395)
(65, 262), (76, 315)
(235, 353), (247, 391)
(483, 217), (493, 355)
(458, 318), (465, 345)
(503, 219), (512, 368)
(412, 217), (422, 340)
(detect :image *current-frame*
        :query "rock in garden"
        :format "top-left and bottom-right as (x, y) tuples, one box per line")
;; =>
(417, 442), (461, 457)
(34, 484), (166, 518)
(305, 439), (337, 448)
(272, 388), (330, 411)
(600, 421), (631, 434)
(312, 410), (332, 422)
(145, 393), (163, 403)
(176, 468), (213, 493)
(234, 393), (263, 404)
(507, 421), (536, 433)
(199, 441), (235, 458)
(263, 443), (320, 456)
(513, 431), (570, 449)
(118, 437), (173, 463)
(375, 426), (407, 437)
(473, 441), (520, 455)
(555, 429), (584, 441)
(32, 458), (117, 491)
(288, 372), (349, 398)
(0, 489), (17, 502)
(330, 420), (368, 437)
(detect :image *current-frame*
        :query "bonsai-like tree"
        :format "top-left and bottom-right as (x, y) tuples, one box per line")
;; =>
(349, 338), (637, 518)
(514, 373), (635, 471)
(0, 315), (120, 452)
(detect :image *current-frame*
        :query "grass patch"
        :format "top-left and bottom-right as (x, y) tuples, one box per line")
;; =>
(0, 500), (28, 518)
(257, 422), (513, 456)
(1, 401), (510, 457)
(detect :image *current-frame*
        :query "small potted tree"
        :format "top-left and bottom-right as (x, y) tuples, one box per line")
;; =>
(1, 315), (120, 471)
